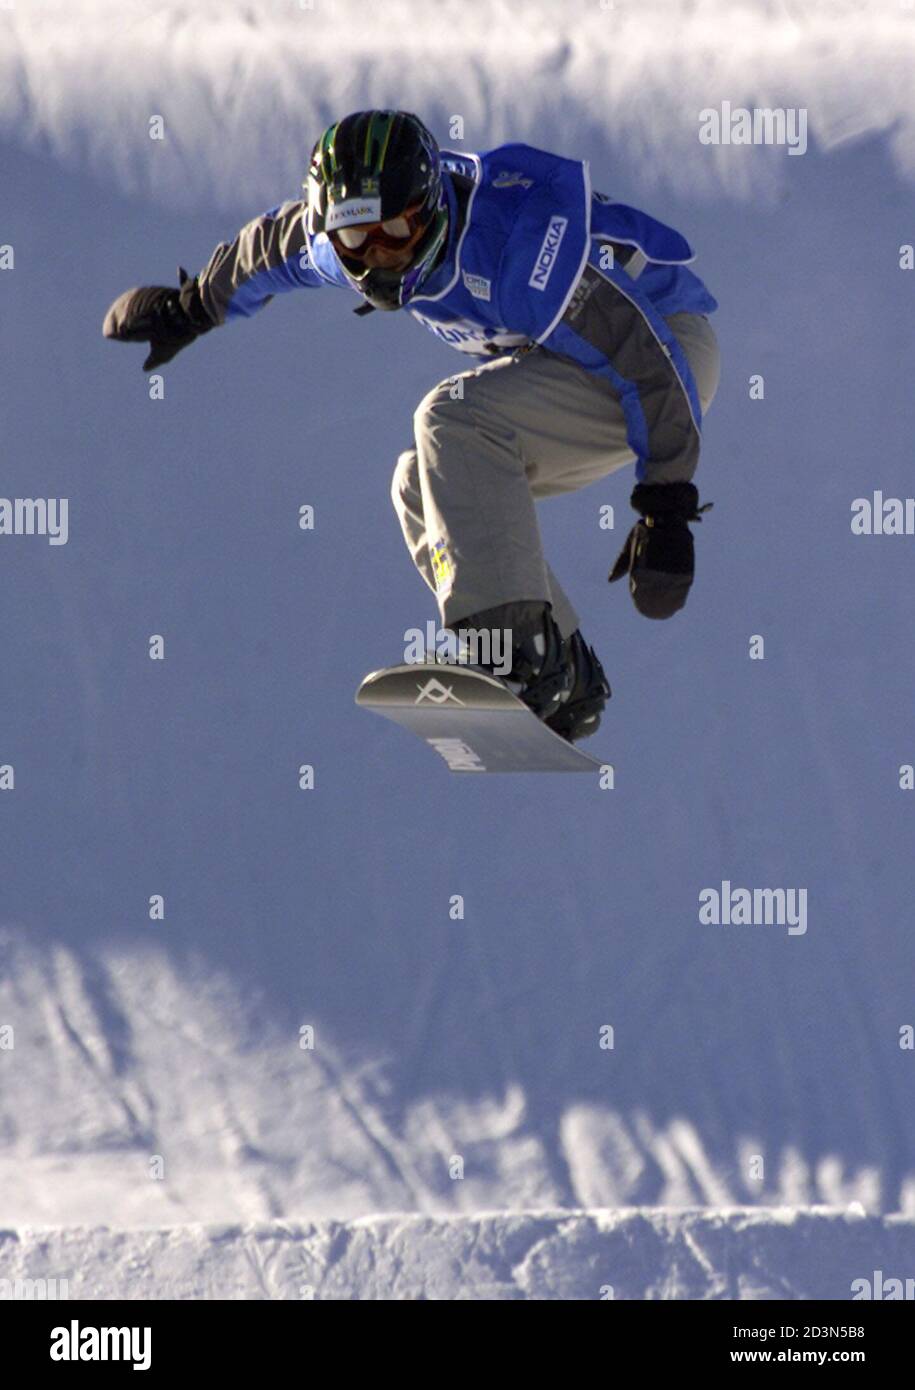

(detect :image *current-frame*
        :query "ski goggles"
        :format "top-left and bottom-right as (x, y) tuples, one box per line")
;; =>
(327, 200), (432, 266)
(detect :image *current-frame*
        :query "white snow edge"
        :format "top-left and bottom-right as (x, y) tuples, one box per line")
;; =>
(3, 0), (915, 208)
(2, 1209), (914, 1300)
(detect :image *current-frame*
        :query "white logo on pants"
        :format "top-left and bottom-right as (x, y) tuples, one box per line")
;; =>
(528, 216), (568, 290)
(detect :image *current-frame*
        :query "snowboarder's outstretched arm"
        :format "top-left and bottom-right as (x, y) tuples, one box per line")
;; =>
(103, 200), (322, 369)
(191, 199), (322, 324)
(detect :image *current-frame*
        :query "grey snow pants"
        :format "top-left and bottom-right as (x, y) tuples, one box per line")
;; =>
(391, 311), (721, 637)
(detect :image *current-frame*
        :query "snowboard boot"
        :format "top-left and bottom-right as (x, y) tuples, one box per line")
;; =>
(447, 599), (574, 721)
(544, 630), (611, 743)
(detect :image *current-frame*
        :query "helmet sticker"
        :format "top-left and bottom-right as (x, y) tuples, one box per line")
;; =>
(326, 197), (383, 230)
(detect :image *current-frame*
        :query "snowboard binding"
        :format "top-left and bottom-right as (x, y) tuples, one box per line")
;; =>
(447, 599), (572, 721)
(447, 601), (609, 740)
(545, 631), (611, 743)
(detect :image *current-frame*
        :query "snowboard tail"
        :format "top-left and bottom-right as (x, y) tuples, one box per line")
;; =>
(356, 664), (604, 773)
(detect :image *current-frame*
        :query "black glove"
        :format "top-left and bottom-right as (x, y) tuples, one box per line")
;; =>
(103, 267), (213, 370)
(608, 481), (712, 619)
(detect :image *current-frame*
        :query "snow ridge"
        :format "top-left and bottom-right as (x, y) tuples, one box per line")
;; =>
(2, 1210), (914, 1300)
(2, 1), (914, 208)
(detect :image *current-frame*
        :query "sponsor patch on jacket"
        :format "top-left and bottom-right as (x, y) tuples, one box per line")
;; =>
(528, 216), (568, 291)
(493, 169), (534, 189)
(462, 271), (491, 301)
(326, 197), (382, 230)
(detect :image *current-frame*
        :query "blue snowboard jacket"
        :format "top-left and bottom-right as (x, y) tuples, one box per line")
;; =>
(192, 142), (718, 483)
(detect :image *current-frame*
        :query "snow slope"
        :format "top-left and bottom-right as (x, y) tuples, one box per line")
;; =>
(5, 930), (902, 1226)
(2, 0), (915, 1292)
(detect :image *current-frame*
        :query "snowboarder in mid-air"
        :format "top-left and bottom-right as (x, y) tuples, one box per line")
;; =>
(104, 110), (719, 744)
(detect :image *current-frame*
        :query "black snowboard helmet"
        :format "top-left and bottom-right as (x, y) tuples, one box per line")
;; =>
(305, 110), (449, 310)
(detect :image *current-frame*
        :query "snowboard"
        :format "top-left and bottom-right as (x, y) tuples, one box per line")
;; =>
(355, 663), (605, 773)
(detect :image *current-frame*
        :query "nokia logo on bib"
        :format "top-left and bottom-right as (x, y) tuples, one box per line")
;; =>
(528, 216), (568, 290)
